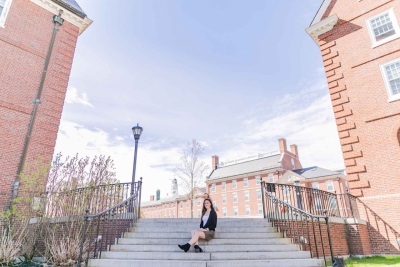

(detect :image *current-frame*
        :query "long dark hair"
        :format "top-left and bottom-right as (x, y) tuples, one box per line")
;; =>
(201, 198), (214, 221)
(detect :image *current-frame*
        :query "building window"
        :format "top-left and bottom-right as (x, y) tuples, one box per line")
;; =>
(233, 192), (238, 203)
(245, 205), (250, 216)
(164, 211), (167, 218)
(312, 182), (319, 190)
(314, 198), (323, 210)
(180, 212), (183, 218)
(256, 176), (261, 185)
(222, 194), (226, 204)
(258, 204), (263, 215)
(288, 175), (294, 181)
(380, 58), (400, 102)
(367, 9), (400, 47)
(222, 182), (226, 190)
(283, 186), (290, 196)
(212, 183), (216, 192)
(257, 189), (261, 200)
(234, 206), (238, 216)
(329, 197), (338, 210)
(197, 198), (201, 206)
(244, 191), (249, 201)
(223, 208), (227, 217)
(212, 201), (217, 209)
(180, 202), (183, 209)
(268, 173), (274, 183)
(244, 178), (248, 187)
(326, 180), (334, 192)
(197, 210), (201, 218)
(291, 158), (295, 169)
(186, 211), (189, 218)
(232, 180), (237, 189)
(0, 0), (12, 28)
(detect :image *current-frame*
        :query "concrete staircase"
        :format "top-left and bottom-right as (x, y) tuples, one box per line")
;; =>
(88, 218), (325, 267)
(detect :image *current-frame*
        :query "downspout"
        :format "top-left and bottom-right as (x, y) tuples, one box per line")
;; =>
(13, 11), (65, 196)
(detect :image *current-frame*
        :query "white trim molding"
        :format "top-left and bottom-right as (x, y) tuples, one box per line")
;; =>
(306, 14), (339, 44)
(310, 0), (332, 26)
(0, 0), (13, 28)
(30, 0), (92, 35)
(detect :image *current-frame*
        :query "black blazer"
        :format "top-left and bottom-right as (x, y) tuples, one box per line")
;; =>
(200, 209), (217, 231)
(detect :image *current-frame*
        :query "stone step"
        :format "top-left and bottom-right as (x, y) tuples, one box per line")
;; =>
(88, 259), (325, 267)
(117, 237), (291, 245)
(139, 218), (265, 223)
(135, 220), (270, 227)
(110, 244), (299, 252)
(124, 232), (281, 239)
(100, 251), (311, 260)
(131, 227), (276, 233)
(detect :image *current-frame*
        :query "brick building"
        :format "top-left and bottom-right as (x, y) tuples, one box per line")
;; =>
(306, 0), (400, 234)
(0, 0), (91, 211)
(142, 138), (348, 219)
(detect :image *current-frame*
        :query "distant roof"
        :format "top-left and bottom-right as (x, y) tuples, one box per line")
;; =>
(292, 166), (341, 179)
(209, 154), (281, 180)
(52, 0), (86, 18)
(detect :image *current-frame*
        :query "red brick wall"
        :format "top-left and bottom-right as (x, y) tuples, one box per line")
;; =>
(0, 0), (80, 210)
(346, 223), (372, 256)
(314, 0), (400, 233)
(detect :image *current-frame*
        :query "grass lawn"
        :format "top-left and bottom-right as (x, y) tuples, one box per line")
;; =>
(328, 256), (400, 266)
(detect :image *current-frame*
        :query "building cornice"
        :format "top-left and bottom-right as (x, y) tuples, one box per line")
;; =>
(306, 14), (338, 45)
(206, 167), (281, 184)
(30, 0), (92, 35)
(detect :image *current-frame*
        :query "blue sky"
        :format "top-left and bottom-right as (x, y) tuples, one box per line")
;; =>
(55, 0), (344, 200)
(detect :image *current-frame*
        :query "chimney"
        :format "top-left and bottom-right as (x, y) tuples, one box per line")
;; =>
(290, 144), (299, 159)
(212, 155), (219, 170)
(150, 195), (154, 201)
(278, 138), (287, 153)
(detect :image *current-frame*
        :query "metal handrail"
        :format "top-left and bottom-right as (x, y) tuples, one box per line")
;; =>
(265, 182), (345, 218)
(261, 181), (334, 266)
(77, 178), (142, 267)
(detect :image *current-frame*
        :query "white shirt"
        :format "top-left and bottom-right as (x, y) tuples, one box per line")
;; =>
(202, 215), (209, 226)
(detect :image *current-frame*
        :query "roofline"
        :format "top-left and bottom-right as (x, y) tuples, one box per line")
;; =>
(51, 0), (86, 18)
(310, 0), (332, 26)
(207, 167), (281, 183)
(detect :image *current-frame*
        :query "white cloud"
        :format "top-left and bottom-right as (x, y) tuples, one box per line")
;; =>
(65, 87), (93, 107)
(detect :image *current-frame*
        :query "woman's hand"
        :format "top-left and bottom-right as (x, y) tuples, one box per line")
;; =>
(198, 228), (207, 232)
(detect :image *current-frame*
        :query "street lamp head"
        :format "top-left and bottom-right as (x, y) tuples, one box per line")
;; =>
(132, 123), (143, 140)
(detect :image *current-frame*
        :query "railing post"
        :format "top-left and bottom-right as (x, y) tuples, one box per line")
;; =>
(324, 211), (335, 264)
(261, 180), (266, 219)
(77, 209), (89, 267)
(138, 177), (142, 219)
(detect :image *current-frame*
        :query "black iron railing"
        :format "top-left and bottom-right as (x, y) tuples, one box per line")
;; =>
(77, 178), (142, 267)
(43, 182), (134, 218)
(262, 181), (334, 266)
(265, 182), (359, 218)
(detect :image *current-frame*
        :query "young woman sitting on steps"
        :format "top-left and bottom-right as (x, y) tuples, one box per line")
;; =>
(178, 198), (217, 253)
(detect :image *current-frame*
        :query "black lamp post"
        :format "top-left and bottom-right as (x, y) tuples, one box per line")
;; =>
(131, 123), (143, 189)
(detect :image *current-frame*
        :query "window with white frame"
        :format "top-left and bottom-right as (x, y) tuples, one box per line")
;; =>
(258, 204), (263, 214)
(244, 178), (248, 187)
(314, 198), (323, 210)
(245, 205), (250, 215)
(381, 58), (400, 101)
(232, 180), (237, 189)
(268, 173), (274, 183)
(173, 211), (175, 218)
(312, 182), (319, 189)
(223, 207), (227, 217)
(367, 9), (400, 47)
(180, 202), (183, 209)
(197, 198), (201, 206)
(329, 196), (338, 210)
(326, 180), (334, 192)
(180, 212), (183, 218)
(222, 194), (226, 204)
(164, 211), (167, 218)
(212, 201), (217, 209)
(0, 0), (12, 28)
(234, 206), (238, 216)
(283, 186), (290, 196)
(222, 181), (226, 190)
(288, 175), (294, 181)
(257, 189), (262, 200)
(197, 210), (201, 218)
(244, 191), (249, 201)
(256, 176), (261, 185)
(233, 192), (237, 203)
(212, 183), (216, 192)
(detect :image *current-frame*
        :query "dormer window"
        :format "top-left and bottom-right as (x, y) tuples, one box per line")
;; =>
(367, 9), (400, 47)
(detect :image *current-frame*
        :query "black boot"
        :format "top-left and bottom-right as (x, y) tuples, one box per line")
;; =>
(194, 245), (203, 253)
(178, 243), (191, 252)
